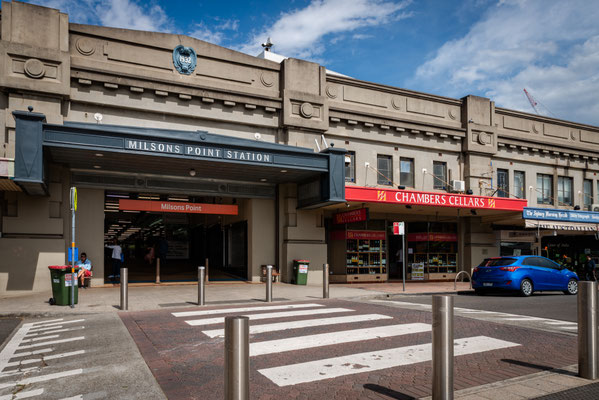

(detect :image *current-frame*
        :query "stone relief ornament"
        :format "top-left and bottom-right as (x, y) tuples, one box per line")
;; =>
(173, 45), (197, 75)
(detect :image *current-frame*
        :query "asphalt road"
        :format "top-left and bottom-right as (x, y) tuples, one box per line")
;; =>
(387, 291), (578, 322)
(0, 317), (21, 347)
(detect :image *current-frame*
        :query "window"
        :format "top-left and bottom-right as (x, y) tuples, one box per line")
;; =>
(537, 174), (553, 205)
(514, 171), (525, 199)
(345, 151), (355, 183)
(400, 158), (414, 187)
(584, 179), (593, 210)
(557, 176), (573, 206)
(433, 161), (447, 190)
(377, 155), (393, 185)
(497, 169), (509, 198)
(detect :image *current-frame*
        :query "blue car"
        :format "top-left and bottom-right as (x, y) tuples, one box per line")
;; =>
(472, 256), (579, 296)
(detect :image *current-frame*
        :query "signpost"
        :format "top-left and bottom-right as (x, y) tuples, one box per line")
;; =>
(393, 222), (406, 292)
(69, 187), (77, 309)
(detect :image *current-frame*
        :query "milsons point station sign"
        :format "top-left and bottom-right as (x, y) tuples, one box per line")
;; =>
(125, 139), (273, 163)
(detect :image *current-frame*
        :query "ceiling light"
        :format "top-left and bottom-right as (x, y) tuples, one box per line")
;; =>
(189, 168), (197, 177)
(260, 178), (267, 182)
(93, 165), (101, 169)
(280, 170), (287, 173)
(95, 153), (104, 157)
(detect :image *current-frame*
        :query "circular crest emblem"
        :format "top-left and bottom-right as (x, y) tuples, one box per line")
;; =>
(173, 45), (197, 75)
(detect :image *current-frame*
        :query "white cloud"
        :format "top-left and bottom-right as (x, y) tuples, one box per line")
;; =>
(189, 19), (239, 45)
(411, 0), (599, 125)
(236, 0), (412, 59)
(26, 0), (171, 32)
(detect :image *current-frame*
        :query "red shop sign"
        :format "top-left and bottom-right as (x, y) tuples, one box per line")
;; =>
(334, 208), (369, 224)
(119, 199), (238, 215)
(345, 186), (527, 211)
(407, 233), (458, 242)
(346, 230), (386, 240)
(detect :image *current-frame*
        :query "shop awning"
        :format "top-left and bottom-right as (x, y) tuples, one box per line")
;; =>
(525, 220), (599, 231)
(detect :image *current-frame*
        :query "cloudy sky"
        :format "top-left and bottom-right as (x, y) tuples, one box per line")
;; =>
(16, 0), (599, 126)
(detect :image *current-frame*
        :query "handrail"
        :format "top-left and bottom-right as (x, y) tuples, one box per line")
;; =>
(454, 271), (472, 290)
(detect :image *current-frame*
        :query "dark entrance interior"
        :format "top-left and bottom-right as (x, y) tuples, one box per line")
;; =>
(104, 191), (248, 282)
(388, 234), (405, 280)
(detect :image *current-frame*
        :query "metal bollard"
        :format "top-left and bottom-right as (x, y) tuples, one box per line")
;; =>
(432, 295), (454, 400)
(198, 266), (205, 306)
(224, 316), (249, 400)
(266, 265), (273, 303)
(323, 263), (329, 299)
(578, 281), (598, 380)
(120, 267), (128, 311)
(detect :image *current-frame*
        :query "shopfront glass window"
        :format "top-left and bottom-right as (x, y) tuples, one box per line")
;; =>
(557, 176), (573, 206)
(345, 151), (355, 183)
(433, 161), (447, 190)
(537, 174), (553, 205)
(514, 171), (525, 199)
(584, 179), (593, 210)
(377, 155), (393, 185)
(400, 158), (414, 188)
(497, 169), (509, 198)
(407, 222), (457, 278)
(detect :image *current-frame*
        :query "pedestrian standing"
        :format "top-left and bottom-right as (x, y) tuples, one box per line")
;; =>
(585, 255), (596, 281)
(106, 239), (123, 282)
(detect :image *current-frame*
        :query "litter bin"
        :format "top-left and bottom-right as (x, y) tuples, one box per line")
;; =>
(48, 265), (79, 306)
(292, 260), (309, 285)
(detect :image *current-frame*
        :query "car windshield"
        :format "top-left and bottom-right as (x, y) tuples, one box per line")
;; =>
(478, 258), (517, 267)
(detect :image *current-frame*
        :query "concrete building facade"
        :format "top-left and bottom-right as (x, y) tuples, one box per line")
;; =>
(1, 2), (598, 295)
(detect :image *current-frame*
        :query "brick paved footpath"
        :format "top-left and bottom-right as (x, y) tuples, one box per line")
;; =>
(120, 299), (577, 400)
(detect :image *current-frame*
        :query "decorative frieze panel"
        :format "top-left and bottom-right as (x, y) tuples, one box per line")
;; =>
(502, 115), (530, 133)
(283, 90), (328, 131)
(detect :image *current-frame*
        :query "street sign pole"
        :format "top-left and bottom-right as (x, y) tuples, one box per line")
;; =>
(393, 221), (406, 292)
(70, 187), (77, 309)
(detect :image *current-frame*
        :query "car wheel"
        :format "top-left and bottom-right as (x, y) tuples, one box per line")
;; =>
(564, 278), (578, 295)
(474, 288), (486, 296)
(519, 279), (533, 297)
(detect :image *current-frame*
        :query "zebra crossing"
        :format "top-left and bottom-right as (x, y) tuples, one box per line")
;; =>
(171, 301), (521, 387)
(370, 299), (579, 334)
(0, 318), (86, 400)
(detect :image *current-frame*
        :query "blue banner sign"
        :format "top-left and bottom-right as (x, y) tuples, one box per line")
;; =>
(523, 207), (599, 223)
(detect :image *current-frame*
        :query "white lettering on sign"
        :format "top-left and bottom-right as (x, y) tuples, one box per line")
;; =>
(125, 139), (272, 164)
(394, 191), (486, 208)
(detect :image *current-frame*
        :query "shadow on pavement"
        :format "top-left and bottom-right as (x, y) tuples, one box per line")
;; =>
(501, 359), (576, 376)
(363, 383), (417, 399)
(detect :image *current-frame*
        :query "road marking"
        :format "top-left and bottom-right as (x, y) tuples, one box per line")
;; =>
(29, 318), (64, 326)
(28, 319), (85, 331)
(172, 303), (325, 318)
(26, 325), (64, 333)
(25, 327), (85, 337)
(12, 349), (53, 358)
(18, 337), (85, 350)
(6, 350), (85, 368)
(545, 321), (576, 325)
(59, 396), (84, 400)
(500, 317), (545, 321)
(185, 308), (354, 327)
(259, 336), (519, 386)
(0, 388), (44, 399)
(250, 323), (431, 357)
(21, 334), (60, 343)
(0, 368), (83, 390)
(202, 314), (393, 338)
(0, 325), (32, 372)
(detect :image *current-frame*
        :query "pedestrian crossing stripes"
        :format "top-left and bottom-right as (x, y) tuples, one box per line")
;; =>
(258, 336), (520, 386)
(371, 299), (578, 333)
(178, 301), (523, 388)
(0, 318), (86, 400)
(185, 307), (354, 326)
(250, 323), (431, 356)
(201, 314), (393, 338)
(172, 303), (324, 318)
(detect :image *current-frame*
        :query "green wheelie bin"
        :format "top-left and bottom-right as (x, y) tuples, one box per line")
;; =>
(48, 265), (79, 306)
(292, 260), (309, 285)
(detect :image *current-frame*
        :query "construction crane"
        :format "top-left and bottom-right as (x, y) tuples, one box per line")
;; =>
(523, 88), (539, 114)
